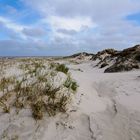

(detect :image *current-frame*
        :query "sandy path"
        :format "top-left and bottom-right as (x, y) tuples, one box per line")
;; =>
(68, 62), (140, 140)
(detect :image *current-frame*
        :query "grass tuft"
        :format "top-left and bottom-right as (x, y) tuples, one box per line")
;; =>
(31, 100), (45, 120)
(56, 64), (69, 74)
(64, 76), (78, 92)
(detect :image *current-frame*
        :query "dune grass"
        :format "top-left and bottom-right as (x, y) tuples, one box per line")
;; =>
(64, 75), (78, 92)
(56, 64), (69, 74)
(0, 59), (77, 120)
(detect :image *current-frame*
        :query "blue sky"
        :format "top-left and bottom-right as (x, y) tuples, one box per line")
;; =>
(0, 0), (140, 56)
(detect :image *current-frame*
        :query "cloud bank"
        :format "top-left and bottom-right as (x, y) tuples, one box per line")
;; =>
(0, 0), (140, 56)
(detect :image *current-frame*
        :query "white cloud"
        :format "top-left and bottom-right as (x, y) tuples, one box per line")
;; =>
(48, 16), (96, 31)
(41, 15), (97, 40)
(0, 16), (48, 41)
(23, 0), (140, 20)
(0, 16), (27, 39)
(0, 16), (24, 32)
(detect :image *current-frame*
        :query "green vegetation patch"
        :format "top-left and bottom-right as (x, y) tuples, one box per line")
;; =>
(64, 76), (78, 92)
(56, 64), (69, 74)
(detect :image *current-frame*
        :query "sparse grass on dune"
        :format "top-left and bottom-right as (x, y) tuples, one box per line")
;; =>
(0, 58), (78, 120)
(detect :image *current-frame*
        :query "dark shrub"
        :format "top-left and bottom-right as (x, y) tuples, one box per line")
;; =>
(100, 63), (109, 68)
(135, 54), (140, 62)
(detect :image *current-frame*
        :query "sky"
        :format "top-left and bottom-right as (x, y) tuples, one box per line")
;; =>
(0, 0), (140, 56)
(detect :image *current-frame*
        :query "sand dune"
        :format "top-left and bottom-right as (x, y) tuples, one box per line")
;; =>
(0, 58), (140, 140)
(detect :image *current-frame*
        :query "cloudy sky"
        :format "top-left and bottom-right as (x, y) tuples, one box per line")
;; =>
(0, 0), (140, 56)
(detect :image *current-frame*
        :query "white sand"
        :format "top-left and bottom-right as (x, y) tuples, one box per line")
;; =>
(68, 61), (140, 140)
(0, 60), (140, 140)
